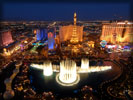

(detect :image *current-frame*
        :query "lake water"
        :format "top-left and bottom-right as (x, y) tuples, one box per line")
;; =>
(29, 60), (121, 98)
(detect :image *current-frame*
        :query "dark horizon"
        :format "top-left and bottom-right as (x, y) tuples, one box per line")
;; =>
(1, 2), (131, 21)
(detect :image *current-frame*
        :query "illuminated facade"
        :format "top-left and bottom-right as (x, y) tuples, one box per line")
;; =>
(48, 32), (55, 49)
(54, 35), (60, 49)
(47, 27), (56, 38)
(100, 21), (133, 44)
(0, 30), (14, 47)
(33, 29), (37, 34)
(36, 29), (47, 41)
(59, 13), (83, 42)
(87, 41), (95, 48)
(3, 41), (21, 56)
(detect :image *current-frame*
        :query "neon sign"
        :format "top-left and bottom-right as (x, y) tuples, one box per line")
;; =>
(100, 40), (107, 48)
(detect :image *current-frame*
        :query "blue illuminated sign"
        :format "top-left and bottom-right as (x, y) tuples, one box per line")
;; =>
(100, 40), (107, 48)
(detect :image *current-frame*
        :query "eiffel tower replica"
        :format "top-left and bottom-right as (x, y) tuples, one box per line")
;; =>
(70, 12), (78, 44)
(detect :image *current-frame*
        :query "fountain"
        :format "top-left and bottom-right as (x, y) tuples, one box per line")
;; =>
(81, 58), (89, 69)
(56, 59), (80, 86)
(30, 59), (112, 86)
(43, 61), (53, 76)
(59, 60), (77, 83)
(31, 61), (53, 76)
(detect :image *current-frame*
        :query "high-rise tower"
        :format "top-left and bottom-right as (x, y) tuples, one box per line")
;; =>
(48, 32), (55, 49)
(70, 13), (79, 43)
(36, 29), (47, 41)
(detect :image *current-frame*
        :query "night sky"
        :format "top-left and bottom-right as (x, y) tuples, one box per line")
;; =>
(2, 2), (130, 21)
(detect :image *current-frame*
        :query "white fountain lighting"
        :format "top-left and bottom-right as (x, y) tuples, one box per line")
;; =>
(43, 61), (53, 76)
(59, 60), (77, 84)
(102, 66), (112, 71)
(30, 60), (112, 86)
(31, 64), (43, 69)
(56, 60), (80, 86)
(81, 58), (89, 69)
(89, 66), (112, 72)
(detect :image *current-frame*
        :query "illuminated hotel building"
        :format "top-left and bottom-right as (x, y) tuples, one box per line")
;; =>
(47, 27), (56, 38)
(36, 29), (47, 41)
(48, 32), (55, 49)
(3, 41), (21, 56)
(100, 21), (133, 44)
(0, 30), (14, 47)
(59, 13), (83, 43)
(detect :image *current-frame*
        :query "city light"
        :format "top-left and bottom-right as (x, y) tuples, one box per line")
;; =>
(1, 4), (133, 100)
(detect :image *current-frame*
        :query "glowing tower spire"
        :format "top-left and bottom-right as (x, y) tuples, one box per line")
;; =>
(70, 12), (78, 43)
(74, 12), (77, 26)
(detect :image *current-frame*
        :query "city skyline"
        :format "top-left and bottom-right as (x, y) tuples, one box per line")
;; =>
(2, 2), (130, 21)
(0, 10), (133, 99)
